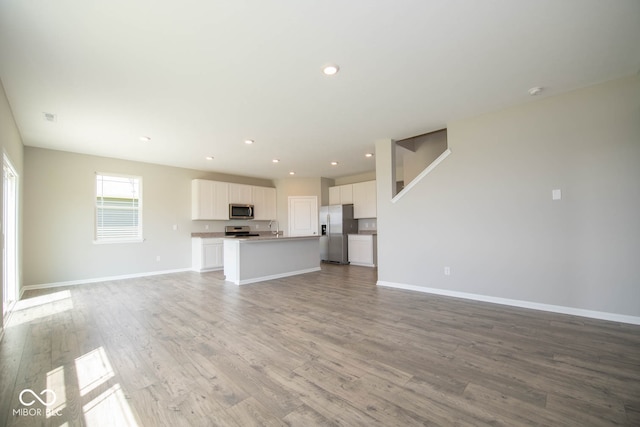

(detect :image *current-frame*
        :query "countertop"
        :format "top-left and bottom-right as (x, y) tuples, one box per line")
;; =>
(191, 232), (225, 238)
(348, 231), (378, 236)
(225, 235), (320, 242)
(191, 232), (319, 242)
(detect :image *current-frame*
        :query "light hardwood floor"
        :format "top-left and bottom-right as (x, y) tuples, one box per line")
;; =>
(1, 264), (639, 426)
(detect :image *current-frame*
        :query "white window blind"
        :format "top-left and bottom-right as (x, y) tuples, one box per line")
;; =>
(95, 174), (142, 242)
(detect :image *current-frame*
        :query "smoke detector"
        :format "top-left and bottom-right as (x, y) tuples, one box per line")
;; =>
(528, 87), (543, 96)
(43, 112), (57, 122)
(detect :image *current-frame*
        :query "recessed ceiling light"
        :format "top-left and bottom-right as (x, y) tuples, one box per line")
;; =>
(244, 139), (254, 145)
(330, 161), (338, 166)
(365, 153), (374, 158)
(272, 159), (280, 163)
(205, 156), (214, 160)
(322, 64), (340, 76)
(528, 86), (543, 96)
(289, 171), (295, 175)
(139, 136), (151, 142)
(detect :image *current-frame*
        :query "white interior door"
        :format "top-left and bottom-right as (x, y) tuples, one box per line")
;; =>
(288, 196), (318, 237)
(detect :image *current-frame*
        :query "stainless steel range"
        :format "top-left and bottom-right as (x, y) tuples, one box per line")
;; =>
(225, 225), (260, 237)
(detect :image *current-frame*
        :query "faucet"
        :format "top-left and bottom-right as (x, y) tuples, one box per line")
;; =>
(268, 220), (279, 236)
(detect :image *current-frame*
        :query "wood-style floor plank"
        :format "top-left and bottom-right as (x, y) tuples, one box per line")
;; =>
(1, 264), (639, 426)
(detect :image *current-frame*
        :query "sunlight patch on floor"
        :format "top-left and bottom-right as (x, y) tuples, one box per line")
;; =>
(75, 347), (115, 397)
(8, 290), (73, 327)
(83, 383), (138, 427)
(46, 365), (66, 418)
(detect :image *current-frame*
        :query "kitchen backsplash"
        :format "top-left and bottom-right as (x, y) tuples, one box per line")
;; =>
(191, 220), (272, 233)
(358, 218), (377, 231)
(193, 218), (375, 233)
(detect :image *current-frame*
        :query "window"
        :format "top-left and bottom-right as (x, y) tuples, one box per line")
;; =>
(95, 174), (142, 243)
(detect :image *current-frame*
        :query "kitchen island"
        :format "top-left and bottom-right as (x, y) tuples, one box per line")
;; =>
(223, 235), (321, 285)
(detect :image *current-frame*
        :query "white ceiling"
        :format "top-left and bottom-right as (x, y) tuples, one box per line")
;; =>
(1, 1), (639, 180)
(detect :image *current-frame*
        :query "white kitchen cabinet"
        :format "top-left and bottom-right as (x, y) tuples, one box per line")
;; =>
(229, 183), (253, 204)
(353, 180), (377, 218)
(348, 234), (377, 267)
(329, 186), (340, 205)
(252, 186), (277, 220)
(329, 184), (353, 205)
(340, 185), (353, 204)
(192, 179), (229, 220)
(194, 179), (277, 221)
(192, 238), (224, 272)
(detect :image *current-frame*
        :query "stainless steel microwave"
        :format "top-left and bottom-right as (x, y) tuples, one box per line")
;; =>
(229, 204), (254, 219)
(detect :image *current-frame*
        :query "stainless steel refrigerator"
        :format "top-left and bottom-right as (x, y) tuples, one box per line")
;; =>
(319, 204), (358, 264)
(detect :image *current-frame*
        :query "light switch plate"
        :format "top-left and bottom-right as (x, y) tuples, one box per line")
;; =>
(552, 189), (562, 201)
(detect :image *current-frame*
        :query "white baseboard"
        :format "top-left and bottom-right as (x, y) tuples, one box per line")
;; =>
(22, 268), (193, 292)
(377, 280), (640, 326)
(234, 267), (321, 286)
(192, 266), (224, 273)
(349, 262), (376, 268)
(1, 299), (17, 340)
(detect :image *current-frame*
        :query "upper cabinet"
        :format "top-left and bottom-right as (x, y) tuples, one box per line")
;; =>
(329, 186), (340, 205)
(329, 180), (377, 218)
(228, 183), (253, 204)
(340, 184), (353, 204)
(352, 180), (377, 219)
(329, 184), (353, 205)
(252, 186), (277, 220)
(192, 179), (277, 220)
(192, 179), (229, 220)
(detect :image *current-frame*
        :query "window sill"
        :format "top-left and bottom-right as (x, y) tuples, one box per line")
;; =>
(93, 238), (144, 245)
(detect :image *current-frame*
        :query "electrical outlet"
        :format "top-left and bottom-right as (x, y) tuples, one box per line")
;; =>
(205, 224), (209, 230)
(172, 224), (178, 231)
(444, 266), (451, 276)
(156, 256), (161, 262)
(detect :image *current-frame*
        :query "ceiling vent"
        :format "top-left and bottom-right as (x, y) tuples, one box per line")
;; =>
(43, 112), (57, 122)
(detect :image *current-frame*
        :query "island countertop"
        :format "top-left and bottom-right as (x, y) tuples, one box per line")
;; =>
(191, 232), (318, 242)
(226, 235), (319, 242)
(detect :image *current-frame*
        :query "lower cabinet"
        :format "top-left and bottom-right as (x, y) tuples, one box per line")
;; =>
(348, 234), (377, 267)
(192, 238), (224, 272)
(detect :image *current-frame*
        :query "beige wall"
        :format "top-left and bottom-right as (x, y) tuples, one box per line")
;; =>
(273, 177), (325, 236)
(333, 171), (376, 186)
(376, 75), (640, 318)
(0, 84), (23, 171)
(320, 177), (333, 206)
(23, 147), (343, 285)
(192, 171), (272, 188)
(0, 80), (24, 329)
(23, 147), (273, 286)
